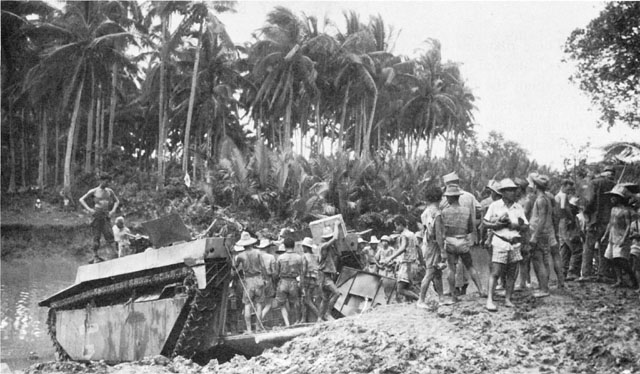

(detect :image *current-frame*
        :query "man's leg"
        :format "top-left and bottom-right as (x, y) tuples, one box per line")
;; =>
(504, 262), (519, 307)
(397, 281), (419, 301)
(596, 225), (614, 280)
(531, 245), (550, 295)
(550, 245), (565, 288)
(518, 246), (531, 288)
(460, 253), (485, 297)
(486, 262), (504, 311)
(243, 303), (253, 333)
(560, 243), (571, 277)
(568, 240), (583, 279)
(581, 225), (597, 278)
(446, 254), (458, 301)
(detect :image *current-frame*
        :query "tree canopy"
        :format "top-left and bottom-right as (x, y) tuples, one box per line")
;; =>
(565, 2), (640, 129)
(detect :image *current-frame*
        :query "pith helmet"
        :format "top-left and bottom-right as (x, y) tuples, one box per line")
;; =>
(301, 237), (315, 248)
(443, 172), (460, 184)
(498, 178), (518, 191)
(369, 235), (380, 244)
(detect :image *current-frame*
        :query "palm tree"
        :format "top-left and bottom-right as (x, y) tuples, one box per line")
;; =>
(23, 1), (135, 192)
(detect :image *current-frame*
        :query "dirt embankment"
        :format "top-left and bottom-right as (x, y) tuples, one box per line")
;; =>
(25, 282), (640, 374)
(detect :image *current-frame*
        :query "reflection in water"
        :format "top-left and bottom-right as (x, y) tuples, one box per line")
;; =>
(1, 258), (81, 371)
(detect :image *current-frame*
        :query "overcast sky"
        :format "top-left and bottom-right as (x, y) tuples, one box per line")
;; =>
(218, 1), (637, 169)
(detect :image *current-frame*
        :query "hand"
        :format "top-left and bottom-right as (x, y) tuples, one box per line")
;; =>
(87, 208), (96, 214)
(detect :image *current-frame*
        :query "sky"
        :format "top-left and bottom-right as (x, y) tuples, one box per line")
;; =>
(217, 1), (638, 169)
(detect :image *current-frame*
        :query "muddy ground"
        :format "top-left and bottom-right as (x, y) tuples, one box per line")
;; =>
(24, 281), (640, 374)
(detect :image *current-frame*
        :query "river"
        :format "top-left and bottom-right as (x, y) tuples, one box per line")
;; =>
(1, 257), (82, 372)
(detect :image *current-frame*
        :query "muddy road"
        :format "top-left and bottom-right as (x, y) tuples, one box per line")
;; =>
(25, 281), (640, 374)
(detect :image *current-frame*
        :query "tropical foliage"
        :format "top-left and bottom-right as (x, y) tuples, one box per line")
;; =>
(2, 1), (556, 232)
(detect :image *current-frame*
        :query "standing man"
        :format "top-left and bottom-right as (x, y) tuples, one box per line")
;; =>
(440, 172), (480, 296)
(79, 173), (119, 263)
(299, 237), (322, 323)
(483, 179), (528, 311)
(556, 179), (577, 279)
(318, 221), (342, 320)
(234, 232), (267, 333)
(528, 173), (562, 297)
(275, 238), (305, 326)
(580, 165), (616, 281)
(440, 184), (486, 302)
(515, 177), (534, 290)
(383, 216), (420, 302)
(112, 216), (136, 257)
(418, 185), (447, 307)
(257, 239), (277, 322)
(375, 235), (395, 277)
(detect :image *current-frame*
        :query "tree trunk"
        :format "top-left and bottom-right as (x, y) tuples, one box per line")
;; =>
(284, 99), (292, 152)
(192, 124), (199, 183)
(338, 82), (350, 152)
(55, 118), (60, 186)
(183, 22), (203, 173)
(362, 89), (378, 159)
(98, 90), (105, 169)
(38, 107), (47, 189)
(8, 106), (16, 193)
(85, 86), (95, 173)
(108, 63), (117, 150)
(316, 97), (322, 156)
(21, 109), (28, 189)
(157, 17), (168, 190)
(63, 79), (85, 192)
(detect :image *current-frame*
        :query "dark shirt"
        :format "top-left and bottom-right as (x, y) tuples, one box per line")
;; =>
(277, 251), (305, 278)
(584, 176), (615, 226)
(318, 242), (339, 274)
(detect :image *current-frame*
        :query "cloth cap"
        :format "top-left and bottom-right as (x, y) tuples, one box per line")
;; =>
(236, 231), (257, 247)
(527, 173), (549, 189)
(301, 237), (315, 248)
(442, 172), (460, 184)
(322, 226), (335, 238)
(256, 239), (272, 249)
(498, 178), (518, 191)
(444, 184), (463, 196)
(605, 185), (627, 198)
(380, 235), (391, 242)
(369, 235), (380, 244)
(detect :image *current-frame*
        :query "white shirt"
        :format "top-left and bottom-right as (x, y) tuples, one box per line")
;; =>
(484, 199), (528, 242)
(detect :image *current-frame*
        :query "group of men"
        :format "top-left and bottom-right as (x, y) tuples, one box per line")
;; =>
(230, 221), (342, 333)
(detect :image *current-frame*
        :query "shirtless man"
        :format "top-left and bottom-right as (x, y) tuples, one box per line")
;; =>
(234, 232), (268, 333)
(318, 221), (342, 320)
(383, 216), (420, 302)
(79, 173), (119, 262)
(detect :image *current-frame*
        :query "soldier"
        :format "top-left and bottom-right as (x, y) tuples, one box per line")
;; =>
(418, 185), (447, 307)
(299, 237), (322, 323)
(440, 184), (485, 302)
(275, 238), (305, 326)
(318, 221), (342, 320)
(376, 235), (396, 277)
(383, 216), (420, 302)
(79, 173), (120, 262)
(234, 232), (268, 333)
(257, 239), (277, 322)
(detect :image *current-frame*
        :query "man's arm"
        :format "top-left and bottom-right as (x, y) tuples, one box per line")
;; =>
(79, 188), (97, 213)
(435, 215), (446, 262)
(386, 235), (407, 263)
(107, 188), (120, 216)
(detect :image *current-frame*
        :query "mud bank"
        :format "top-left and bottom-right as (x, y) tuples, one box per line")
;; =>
(1, 223), (93, 260)
(25, 282), (640, 374)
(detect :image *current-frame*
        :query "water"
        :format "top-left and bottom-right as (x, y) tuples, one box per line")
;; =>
(1, 257), (82, 372)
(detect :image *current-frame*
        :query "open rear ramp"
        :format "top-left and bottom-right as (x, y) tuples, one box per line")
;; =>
(333, 267), (398, 317)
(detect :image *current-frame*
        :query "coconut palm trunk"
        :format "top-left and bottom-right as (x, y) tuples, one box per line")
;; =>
(362, 89), (378, 159)
(183, 22), (203, 173)
(38, 107), (48, 189)
(107, 63), (117, 150)
(63, 79), (85, 191)
(85, 86), (95, 173)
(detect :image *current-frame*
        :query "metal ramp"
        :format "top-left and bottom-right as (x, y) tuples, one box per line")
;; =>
(333, 267), (398, 317)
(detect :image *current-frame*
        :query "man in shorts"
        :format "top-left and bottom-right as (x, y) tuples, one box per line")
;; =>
(234, 232), (268, 333)
(318, 221), (342, 320)
(275, 238), (305, 326)
(257, 238), (277, 322)
(483, 179), (528, 311)
(440, 184), (485, 302)
(79, 173), (119, 262)
(418, 185), (447, 307)
(383, 216), (420, 302)
(376, 235), (395, 277)
(299, 237), (322, 323)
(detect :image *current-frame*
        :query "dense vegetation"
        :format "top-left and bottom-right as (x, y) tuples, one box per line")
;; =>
(2, 1), (617, 232)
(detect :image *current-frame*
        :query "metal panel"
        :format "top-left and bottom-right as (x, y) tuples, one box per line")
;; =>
(56, 296), (189, 362)
(333, 267), (397, 317)
(141, 214), (193, 248)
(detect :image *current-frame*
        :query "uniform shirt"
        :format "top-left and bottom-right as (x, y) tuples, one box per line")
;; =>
(277, 251), (305, 278)
(235, 248), (266, 277)
(484, 199), (528, 243)
(584, 175), (615, 226)
(318, 241), (339, 274)
(375, 246), (395, 264)
(441, 189), (480, 240)
(441, 203), (474, 236)
(303, 252), (319, 278)
(529, 193), (556, 242)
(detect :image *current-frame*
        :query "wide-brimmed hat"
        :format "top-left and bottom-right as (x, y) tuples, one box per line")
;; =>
(369, 235), (380, 244)
(321, 226), (335, 238)
(568, 196), (580, 207)
(380, 235), (391, 242)
(276, 244), (287, 253)
(498, 178), (518, 191)
(358, 237), (368, 244)
(301, 237), (315, 248)
(527, 173), (549, 189)
(487, 180), (503, 194)
(513, 177), (529, 189)
(236, 231), (257, 247)
(444, 184), (463, 196)
(443, 172), (460, 184)
(605, 185), (627, 198)
(256, 239), (272, 249)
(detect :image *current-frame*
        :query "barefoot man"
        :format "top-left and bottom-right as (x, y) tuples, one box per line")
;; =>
(79, 173), (119, 262)
(483, 179), (528, 311)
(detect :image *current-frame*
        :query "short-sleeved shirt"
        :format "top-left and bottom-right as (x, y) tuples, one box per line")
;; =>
(484, 199), (528, 244)
(112, 225), (131, 246)
(318, 242), (339, 274)
(375, 246), (394, 263)
(236, 248), (265, 277)
(441, 204), (473, 236)
(277, 251), (304, 278)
